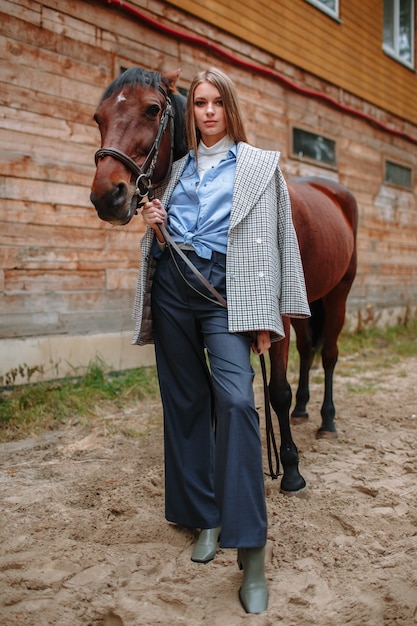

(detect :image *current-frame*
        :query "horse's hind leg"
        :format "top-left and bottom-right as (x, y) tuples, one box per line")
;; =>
(268, 319), (306, 493)
(290, 317), (315, 423)
(317, 285), (351, 439)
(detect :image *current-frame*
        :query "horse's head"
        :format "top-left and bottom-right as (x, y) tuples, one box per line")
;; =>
(90, 67), (187, 225)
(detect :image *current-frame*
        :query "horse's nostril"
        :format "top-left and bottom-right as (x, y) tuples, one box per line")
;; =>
(116, 181), (127, 195)
(113, 181), (128, 206)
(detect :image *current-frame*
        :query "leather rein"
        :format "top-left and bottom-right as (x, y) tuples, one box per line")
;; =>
(94, 85), (280, 480)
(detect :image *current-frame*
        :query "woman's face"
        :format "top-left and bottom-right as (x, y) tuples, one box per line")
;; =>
(193, 81), (227, 146)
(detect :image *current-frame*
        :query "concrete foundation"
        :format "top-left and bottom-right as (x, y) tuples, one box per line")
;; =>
(0, 332), (155, 386)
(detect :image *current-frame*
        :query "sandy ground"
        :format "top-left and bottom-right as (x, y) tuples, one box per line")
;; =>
(1, 353), (417, 626)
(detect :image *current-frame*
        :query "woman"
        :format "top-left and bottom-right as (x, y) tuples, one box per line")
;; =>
(133, 68), (310, 614)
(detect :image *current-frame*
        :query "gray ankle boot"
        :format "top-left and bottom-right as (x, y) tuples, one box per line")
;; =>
(237, 546), (269, 613)
(191, 527), (221, 563)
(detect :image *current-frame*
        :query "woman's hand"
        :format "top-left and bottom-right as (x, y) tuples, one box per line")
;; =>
(251, 331), (271, 356)
(141, 199), (167, 242)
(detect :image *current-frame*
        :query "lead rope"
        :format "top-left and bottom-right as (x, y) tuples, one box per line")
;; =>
(259, 354), (280, 479)
(158, 223), (227, 307)
(155, 221), (280, 479)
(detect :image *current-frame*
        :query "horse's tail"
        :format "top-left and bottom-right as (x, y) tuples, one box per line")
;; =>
(309, 299), (325, 353)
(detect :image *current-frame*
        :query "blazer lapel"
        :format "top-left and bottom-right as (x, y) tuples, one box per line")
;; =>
(230, 143), (280, 229)
(158, 156), (187, 205)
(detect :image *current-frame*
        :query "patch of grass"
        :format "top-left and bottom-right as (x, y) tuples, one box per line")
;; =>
(0, 362), (159, 443)
(345, 382), (379, 395)
(255, 317), (417, 383)
(338, 317), (417, 359)
(2, 318), (417, 443)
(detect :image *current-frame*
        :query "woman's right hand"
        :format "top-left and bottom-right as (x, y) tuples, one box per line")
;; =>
(141, 199), (167, 231)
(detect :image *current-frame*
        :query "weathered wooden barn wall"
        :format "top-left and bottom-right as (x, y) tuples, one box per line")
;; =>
(1, 0), (417, 383)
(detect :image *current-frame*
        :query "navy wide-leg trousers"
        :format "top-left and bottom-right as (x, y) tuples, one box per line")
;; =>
(151, 248), (267, 548)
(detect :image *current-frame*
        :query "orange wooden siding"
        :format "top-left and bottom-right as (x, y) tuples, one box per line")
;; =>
(167, 0), (417, 124)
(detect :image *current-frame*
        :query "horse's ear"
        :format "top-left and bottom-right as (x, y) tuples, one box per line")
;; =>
(161, 69), (182, 94)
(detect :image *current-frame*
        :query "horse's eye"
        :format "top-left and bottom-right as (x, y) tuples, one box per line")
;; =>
(146, 104), (161, 118)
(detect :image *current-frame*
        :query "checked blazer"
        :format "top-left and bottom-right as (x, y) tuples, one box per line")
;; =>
(132, 142), (310, 345)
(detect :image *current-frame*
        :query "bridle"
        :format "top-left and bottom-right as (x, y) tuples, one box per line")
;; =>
(93, 82), (280, 481)
(94, 84), (174, 205)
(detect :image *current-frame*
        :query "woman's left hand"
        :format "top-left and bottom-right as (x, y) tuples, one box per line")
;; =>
(251, 331), (271, 355)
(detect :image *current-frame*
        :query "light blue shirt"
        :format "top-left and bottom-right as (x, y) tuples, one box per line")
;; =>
(165, 142), (237, 259)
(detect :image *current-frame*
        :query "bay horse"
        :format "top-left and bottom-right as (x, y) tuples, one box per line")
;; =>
(90, 67), (358, 493)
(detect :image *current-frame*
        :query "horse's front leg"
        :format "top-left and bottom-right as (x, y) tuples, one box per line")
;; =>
(268, 320), (306, 493)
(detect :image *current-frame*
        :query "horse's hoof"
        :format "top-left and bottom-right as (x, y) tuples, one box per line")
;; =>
(291, 415), (309, 425)
(291, 409), (309, 425)
(279, 444), (307, 493)
(280, 475), (307, 495)
(316, 428), (338, 440)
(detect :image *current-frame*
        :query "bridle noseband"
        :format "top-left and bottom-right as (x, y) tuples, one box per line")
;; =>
(94, 85), (174, 203)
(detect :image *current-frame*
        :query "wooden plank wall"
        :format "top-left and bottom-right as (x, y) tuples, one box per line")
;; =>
(0, 0), (145, 340)
(1, 0), (417, 362)
(168, 0), (417, 126)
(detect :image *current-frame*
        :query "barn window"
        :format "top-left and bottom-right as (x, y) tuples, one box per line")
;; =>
(384, 160), (412, 189)
(383, 0), (414, 67)
(305, 0), (339, 20)
(292, 128), (337, 168)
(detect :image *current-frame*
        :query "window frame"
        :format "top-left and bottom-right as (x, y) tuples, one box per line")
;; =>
(383, 0), (415, 69)
(305, 0), (340, 21)
(384, 158), (413, 190)
(290, 125), (338, 170)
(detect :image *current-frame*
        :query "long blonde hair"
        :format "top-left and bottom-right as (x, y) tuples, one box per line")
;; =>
(185, 67), (248, 156)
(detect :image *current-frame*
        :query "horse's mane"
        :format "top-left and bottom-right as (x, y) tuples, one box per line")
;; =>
(169, 91), (187, 161)
(101, 67), (188, 161)
(100, 67), (161, 100)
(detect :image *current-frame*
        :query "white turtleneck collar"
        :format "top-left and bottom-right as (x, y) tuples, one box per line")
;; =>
(197, 135), (235, 174)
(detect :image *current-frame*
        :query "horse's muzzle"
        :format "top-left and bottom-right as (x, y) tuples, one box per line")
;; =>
(90, 183), (136, 226)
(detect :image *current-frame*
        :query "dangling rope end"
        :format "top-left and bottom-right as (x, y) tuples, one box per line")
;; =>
(259, 353), (280, 480)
